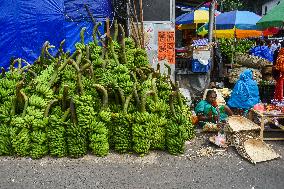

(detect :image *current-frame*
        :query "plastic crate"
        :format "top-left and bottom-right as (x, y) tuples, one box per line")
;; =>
(191, 59), (211, 73)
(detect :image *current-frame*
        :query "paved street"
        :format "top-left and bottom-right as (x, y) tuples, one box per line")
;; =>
(1, 134), (284, 189)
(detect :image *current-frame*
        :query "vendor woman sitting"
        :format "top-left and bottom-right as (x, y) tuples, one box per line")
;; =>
(195, 90), (233, 131)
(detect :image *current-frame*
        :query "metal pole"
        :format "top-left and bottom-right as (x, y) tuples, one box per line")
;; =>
(208, 0), (216, 43)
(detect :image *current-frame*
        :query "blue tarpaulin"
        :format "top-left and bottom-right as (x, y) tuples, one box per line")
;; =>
(0, 0), (113, 70)
(227, 69), (260, 110)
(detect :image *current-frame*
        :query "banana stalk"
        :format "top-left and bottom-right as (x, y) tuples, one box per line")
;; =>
(109, 37), (120, 65)
(94, 84), (108, 110)
(1, 67), (5, 77)
(169, 91), (177, 117)
(113, 20), (118, 41)
(20, 91), (28, 117)
(93, 23), (102, 45)
(44, 99), (58, 117)
(62, 85), (69, 111)
(119, 24), (127, 65)
(80, 27), (86, 44)
(140, 90), (155, 113)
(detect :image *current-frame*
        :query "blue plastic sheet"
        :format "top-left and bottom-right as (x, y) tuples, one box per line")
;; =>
(0, 0), (112, 70)
(249, 45), (274, 62)
(227, 69), (260, 110)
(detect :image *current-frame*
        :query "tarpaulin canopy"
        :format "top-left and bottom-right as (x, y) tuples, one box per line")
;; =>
(0, 0), (113, 70)
(257, 0), (284, 29)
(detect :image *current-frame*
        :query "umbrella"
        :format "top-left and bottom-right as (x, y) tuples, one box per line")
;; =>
(176, 8), (220, 25)
(257, 1), (284, 28)
(197, 10), (262, 38)
(176, 9), (209, 25)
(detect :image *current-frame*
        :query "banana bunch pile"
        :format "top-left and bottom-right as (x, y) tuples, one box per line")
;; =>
(0, 70), (21, 155)
(47, 107), (68, 157)
(0, 21), (195, 158)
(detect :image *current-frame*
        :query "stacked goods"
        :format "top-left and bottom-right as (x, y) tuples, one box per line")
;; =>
(0, 22), (195, 158)
(235, 53), (272, 69)
(228, 67), (262, 84)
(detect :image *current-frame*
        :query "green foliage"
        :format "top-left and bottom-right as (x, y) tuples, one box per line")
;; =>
(220, 0), (244, 12)
(219, 38), (254, 63)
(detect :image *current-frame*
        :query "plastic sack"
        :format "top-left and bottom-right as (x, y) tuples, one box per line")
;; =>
(191, 59), (211, 73)
(253, 103), (265, 112)
(249, 46), (273, 62)
(228, 69), (260, 109)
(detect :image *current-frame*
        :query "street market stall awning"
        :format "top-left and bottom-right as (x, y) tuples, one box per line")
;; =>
(197, 10), (263, 38)
(176, 9), (209, 24)
(257, 1), (284, 29)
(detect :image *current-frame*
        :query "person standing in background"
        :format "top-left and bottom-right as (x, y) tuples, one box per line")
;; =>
(273, 41), (284, 101)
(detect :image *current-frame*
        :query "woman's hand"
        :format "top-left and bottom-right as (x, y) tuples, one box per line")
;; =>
(213, 115), (220, 123)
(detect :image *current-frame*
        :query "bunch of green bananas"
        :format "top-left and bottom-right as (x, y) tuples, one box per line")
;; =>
(9, 115), (29, 157)
(0, 70), (22, 155)
(0, 124), (12, 155)
(112, 112), (132, 153)
(132, 112), (153, 155)
(30, 130), (48, 159)
(177, 105), (195, 141)
(156, 77), (172, 101)
(65, 95), (94, 158)
(133, 48), (150, 68)
(166, 117), (187, 155)
(25, 107), (48, 158)
(149, 115), (167, 150)
(66, 121), (88, 158)
(47, 107), (68, 157)
(88, 120), (109, 156)
(48, 115), (67, 157)
(147, 99), (169, 117)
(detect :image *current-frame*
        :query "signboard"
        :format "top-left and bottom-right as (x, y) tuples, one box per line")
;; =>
(158, 31), (175, 64)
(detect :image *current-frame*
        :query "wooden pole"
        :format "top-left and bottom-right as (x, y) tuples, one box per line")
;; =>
(106, 17), (110, 38)
(133, 0), (142, 47)
(139, 0), (144, 48)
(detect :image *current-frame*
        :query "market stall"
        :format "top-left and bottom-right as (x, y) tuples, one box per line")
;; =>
(175, 39), (213, 97)
(250, 103), (284, 141)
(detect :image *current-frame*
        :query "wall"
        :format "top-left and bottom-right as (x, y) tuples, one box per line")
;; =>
(138, 0), (176, 80)
(143, 22), (175, 80)
(262, 0), (281, 16)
